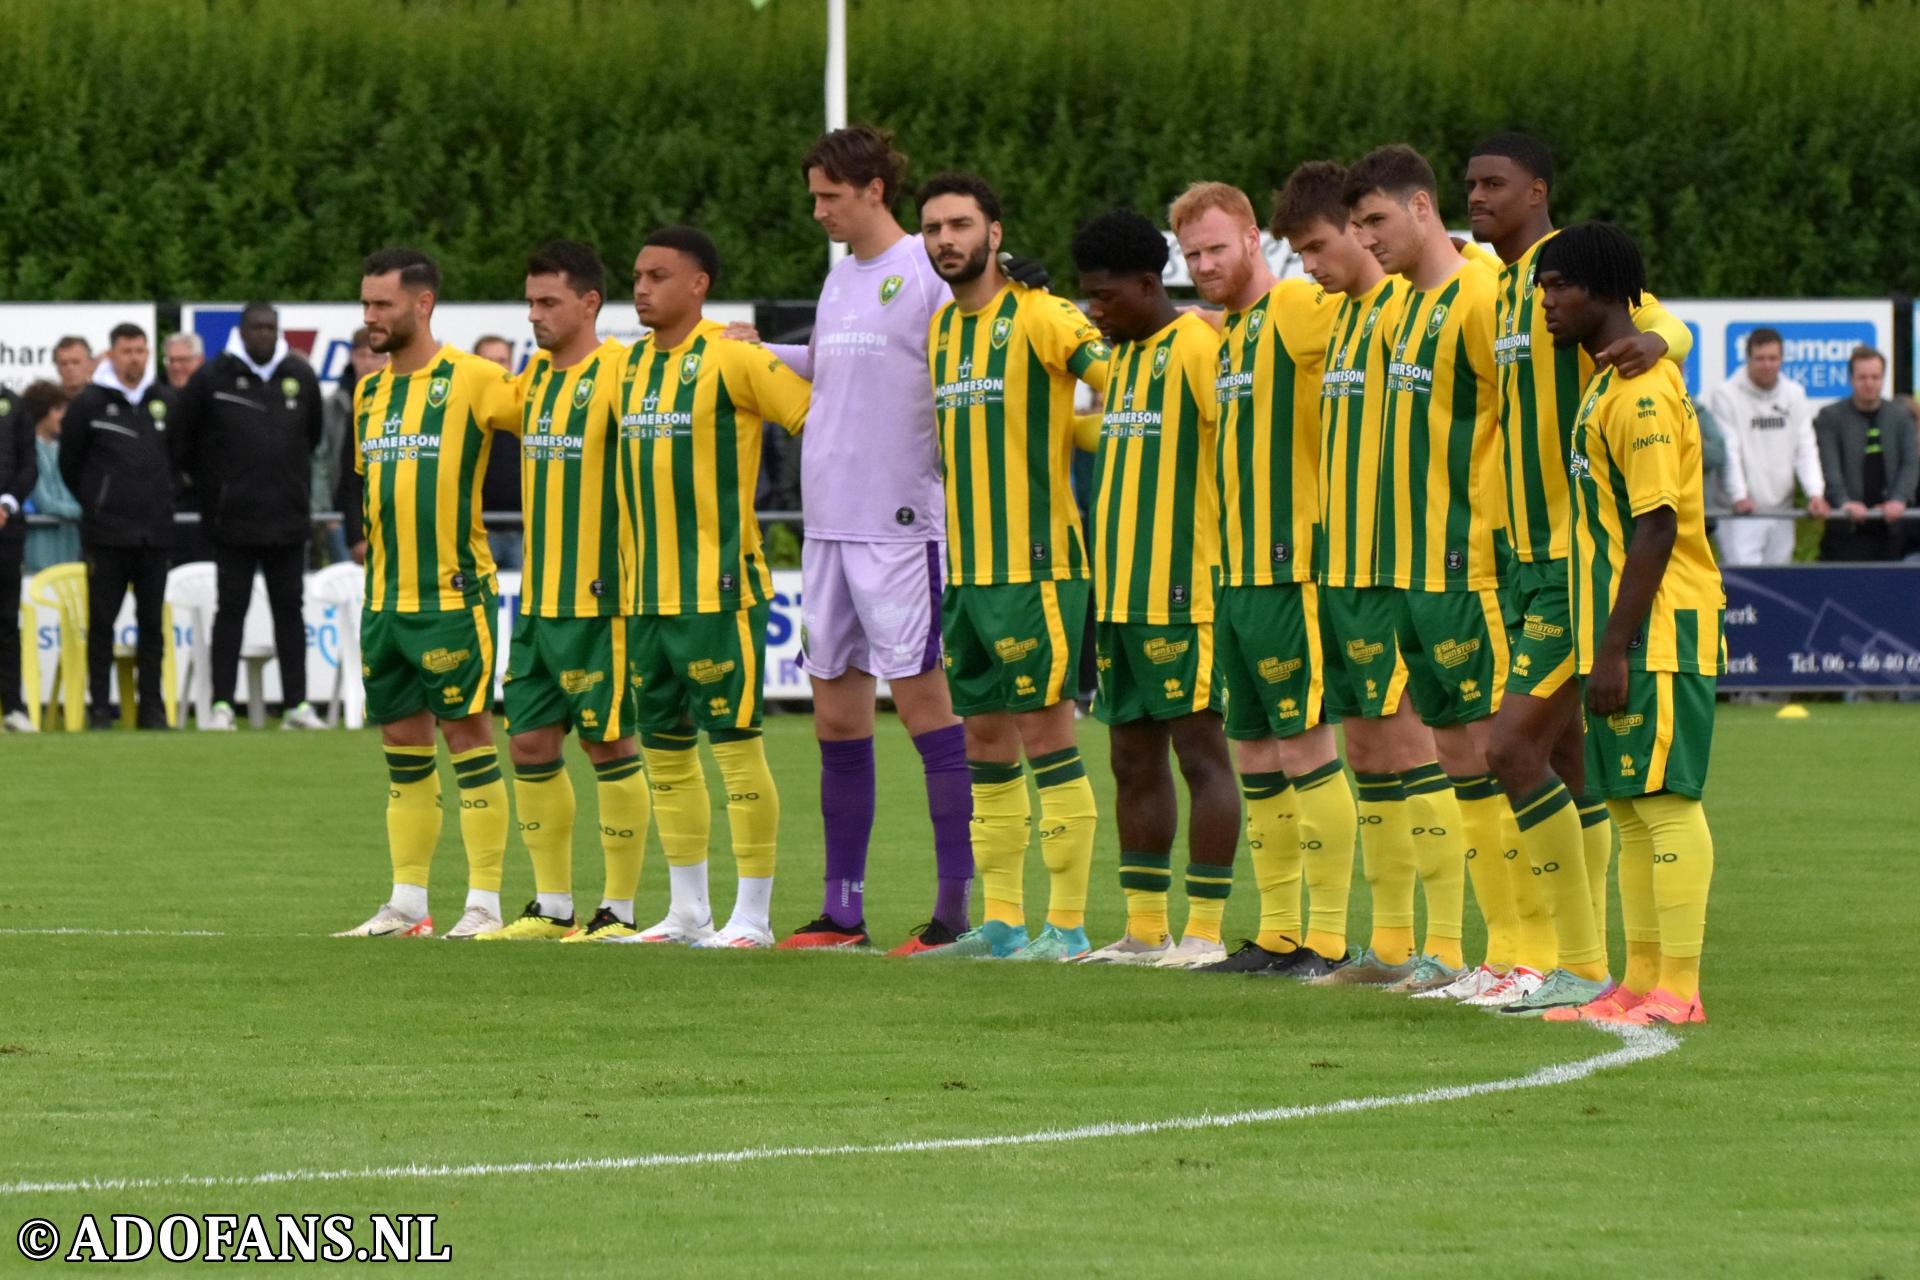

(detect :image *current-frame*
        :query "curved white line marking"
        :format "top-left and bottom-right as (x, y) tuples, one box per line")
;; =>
(0, 1024), (1678, 1197)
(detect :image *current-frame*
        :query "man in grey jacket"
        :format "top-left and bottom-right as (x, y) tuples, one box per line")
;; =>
(1814, 346), (1918, 561)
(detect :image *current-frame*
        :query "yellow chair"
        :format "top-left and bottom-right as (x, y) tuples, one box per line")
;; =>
(26, 562), (179, 729)
(17, 593), (39, 731)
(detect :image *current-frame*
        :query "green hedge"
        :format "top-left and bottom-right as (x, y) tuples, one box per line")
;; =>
(2, 0), (1915, 301)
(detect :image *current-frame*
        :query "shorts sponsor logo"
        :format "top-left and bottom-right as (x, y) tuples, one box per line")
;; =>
(426, 376), (450, 408)
(1014, 674), (1036, 697)
(1433, 637), (1481, 669)
(994, 636), (1039, 663)
(1618, 753), (1637, 778)
(1522, 615), (1564, 640)
(688, 658), (736, 685)
(1608, 712), (1645, 733)
(1143, 637), (1190, 664)
(1458, 678), (1481, 701)
(1257, 656), (1301, 684)
(421, 647), (470, 674)
(1512, 652), (1533, 675)
(1365, 677), (1379, 700)
(708, 695), (731, 717)
(1162, 676), (1185, 700)
(559, 668), (605, 695)
(1346, 638), (1384, 665)
(579, 707), (599, 728)
(1095, 653), (1113, 672)
(441, 684), (465, 704)
(1277, 697), (1301, 719)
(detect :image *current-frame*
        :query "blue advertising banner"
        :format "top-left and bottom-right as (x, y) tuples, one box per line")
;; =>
(1720, 566), (1920, 689)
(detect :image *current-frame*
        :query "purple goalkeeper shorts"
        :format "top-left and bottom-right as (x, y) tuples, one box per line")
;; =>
(800, 539), (944, 681)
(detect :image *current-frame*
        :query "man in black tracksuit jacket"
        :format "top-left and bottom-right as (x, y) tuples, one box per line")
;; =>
(176, 303), (325, 725)
(59, 323), (180, 729)
(0, 384), (38, 727)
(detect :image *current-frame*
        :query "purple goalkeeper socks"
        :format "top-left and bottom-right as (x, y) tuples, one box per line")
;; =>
(914, 723), (974, 932)
(819, 736), (876, 927)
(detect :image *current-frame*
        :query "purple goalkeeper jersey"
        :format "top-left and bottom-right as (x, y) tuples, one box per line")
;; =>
(768, 232), (951, 543)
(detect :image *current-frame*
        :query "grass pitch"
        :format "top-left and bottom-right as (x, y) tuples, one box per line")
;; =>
(0, 704), (1913, 1276)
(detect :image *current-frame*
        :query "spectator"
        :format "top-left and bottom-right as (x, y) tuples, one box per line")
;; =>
(1814, 346), (1918, 562)
(52, 336), (94, 397)
(162, 332), (204, 388)
(176, 302), (326, 731)
(0, 384), (37, 731)
(21, 382), (80, 573)
(473, 333), (523, 572)
(1697, 398), (1728, 502)
(59, 322), (179, 729)
(1703, 327), (1830, 565)
(315, 326), (384, 565)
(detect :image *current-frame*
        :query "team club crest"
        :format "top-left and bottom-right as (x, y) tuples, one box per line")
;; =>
(1426, 303), (1450, 338)
(279, 377), (300, 399)
(426, 376), (451, 408)
(990, 317), (1013, 349)
(573, 377), (595, 408)
(1244, 310), (1266, 340)
(879, 275), (904, 305)
(1151, 346), (1170, 379)
(679, 353), (702, 385)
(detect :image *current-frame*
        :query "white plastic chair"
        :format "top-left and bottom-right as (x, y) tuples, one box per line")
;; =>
(236, 579), (279, 726)
(308, 561), (365, 729)
(164, 561), (219, 727)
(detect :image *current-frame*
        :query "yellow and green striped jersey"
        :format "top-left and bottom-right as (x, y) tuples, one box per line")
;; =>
(517, 336), (630, 618)
(929, 282), (1110, 586)
(617, 318), (809, 616)
(1495, 230), (1694, 564)
(354, 345), (521, 613)
(1316, 276), (1401, 589)
(1217, 277), (1336, 587)
(1091, 312), (1222, 624)
(1569, 362), (1725, 676)
(1376, 258), (1507, 593)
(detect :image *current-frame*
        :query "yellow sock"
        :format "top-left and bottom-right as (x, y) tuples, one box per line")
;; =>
(450, 745), (507, 892)
(642, 732), (711, 865)
(1438, 772), (1505, 970)
(1241, 770), (1301, 953)
(1404, 765), (1466, 969)
(1032, 748), (1096, 931)
(970, 759), (1030, 927)
(1500, 800), (1558, 974)
(1183, 861), (1232, 943)
(1512, 778), (1605, 978)
(1577, 794), (1614, 968)
(1610, 799), (1661, 995)
(512, 758), (575, 895)
(594, 753), (649, 902)
(383, 745), (442, 890)
(1354, 772), (1415, 964)
(1119, 849), (1171, 945)
(710, 732), (778, 880)
(1636, 791), (1714, 1000)
(1295, 761), (1357, 961)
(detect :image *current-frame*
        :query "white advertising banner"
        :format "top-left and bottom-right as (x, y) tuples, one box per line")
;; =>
(0, 303), (160, 389)
(182, 301), (755, 389)
(1659, 299), (1894, 399)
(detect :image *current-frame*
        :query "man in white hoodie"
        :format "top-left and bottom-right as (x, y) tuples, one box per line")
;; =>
(1704, 328), (1830, 565)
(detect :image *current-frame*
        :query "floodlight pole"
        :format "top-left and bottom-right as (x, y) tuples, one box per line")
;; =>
(826, 0), (848, 268)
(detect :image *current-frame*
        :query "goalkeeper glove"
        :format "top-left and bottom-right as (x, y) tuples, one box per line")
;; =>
(999, 252), (1050, 290)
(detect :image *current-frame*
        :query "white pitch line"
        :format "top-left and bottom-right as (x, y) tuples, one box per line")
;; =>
(0, 1024), (1678, 1197)
(0, 928), (226, 938)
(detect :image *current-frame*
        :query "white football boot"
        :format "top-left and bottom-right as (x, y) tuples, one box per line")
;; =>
(1074, 933), (1174, 965)
(692, 919), (775, 949)
(333, 904), (433, 938)
(612, 912), (718, 945)
(441, 903), (505, 940)
(1153, 935), (1229, 969)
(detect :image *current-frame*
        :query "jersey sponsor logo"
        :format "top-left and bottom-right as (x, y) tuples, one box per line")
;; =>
(1143, 636), (1190, 665)
(679, 353), (702, 385)
(1608, 712), (1646, 733)
(1426, 303), (1449, 338)
(879, 275), (904, 305)
(426, 376), (450, 408)
(573, 377), (595, 409)
(1631, 432), (1673, 451)
(1257, 656), (1301, 684)
(559, 668), (605, 695)
(1346, 637), (1384, 665)
(1522, 615), (1565, 641)
(688, 658), (736, 685)
(994, 636), (1039, 663)
(1151, 346), (1170, 379)
(1568, 450), (1591, 480)
(1493, 331), (1531, 366)
(991, 317), (1012, 349)
(1433, 637), (1481, 669)
(1387, 360), (1434, 393)
(1215, 369), (1254, 401)
(894, 506), (916, 526)
(421, 646), (471, 675)
(1446, 549), (1465, 571)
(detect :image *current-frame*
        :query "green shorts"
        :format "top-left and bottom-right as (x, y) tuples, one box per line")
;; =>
(1394, 587), (1509, 728)
(1318, 586), (1408, 720)
(942, 579), (1089, 717)
(361, 599), (499, 725)
(1505, 559), (1576, 699)
(1216, 582), (1325, 741)
(631, 603), (769, 735)
(1582, 669), (1717, 800)
(503, 614), (640, 742)
(1093, 621), (1218, 725)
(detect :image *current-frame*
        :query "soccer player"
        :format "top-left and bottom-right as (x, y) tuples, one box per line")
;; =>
(1465, 134), (1695, 1013)
(474, 242), (651, 943)
(1336, 145), (1515, 996)
(918, 172), (1109, 961)
(1274, 162), (1451, 987)
(1167, 182), (1357, 977)
(1068, 209), (1239, 969)
(1536, 221), (1721, 1026)
(610, 226), (809, 949)
(334, 248), (522, 940)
